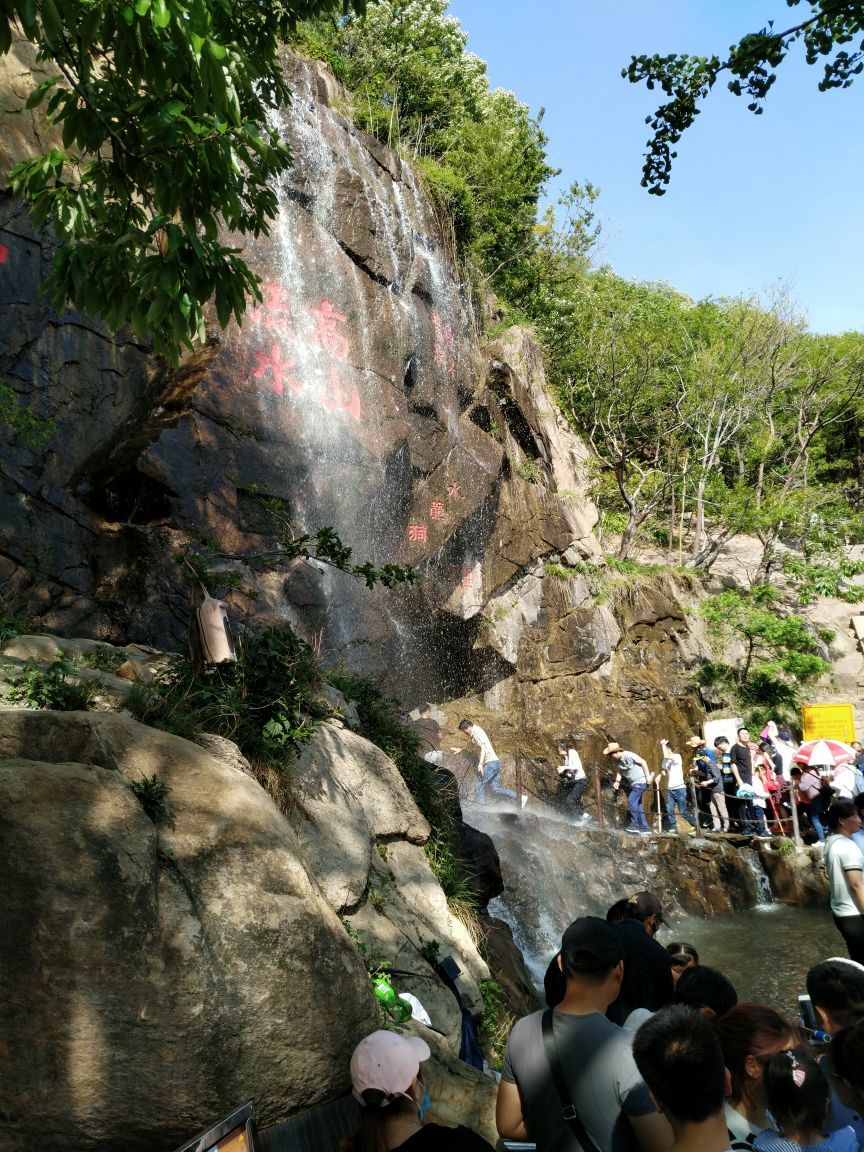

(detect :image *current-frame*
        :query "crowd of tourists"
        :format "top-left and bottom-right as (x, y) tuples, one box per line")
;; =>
(602, 725), (864, 841)
(343, 893), (864, 1152)
(408, 705), (864, 844)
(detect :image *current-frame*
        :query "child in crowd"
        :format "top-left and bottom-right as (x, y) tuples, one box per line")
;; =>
(753, 1049), (857, 1152)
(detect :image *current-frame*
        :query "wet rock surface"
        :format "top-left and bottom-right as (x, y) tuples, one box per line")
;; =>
(471, 811), (763, 979)
(0, 52), (675, 745)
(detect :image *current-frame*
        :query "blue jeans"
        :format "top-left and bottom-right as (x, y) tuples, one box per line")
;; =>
(475, 760), (516, 803)
(809, 798), (827, 843)
(737, 798), (757, 836)
(628, 782), (649, 830)
(666, 787), (695, 826)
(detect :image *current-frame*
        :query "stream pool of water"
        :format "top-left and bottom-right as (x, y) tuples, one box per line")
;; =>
(660, 905), (843, 1021)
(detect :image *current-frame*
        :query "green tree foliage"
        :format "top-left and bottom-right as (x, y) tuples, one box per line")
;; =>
(550, 272), (691, 557)
(3, 0), (364, 362)
(541, 269), (864, 565)
(698, 585), (831, 725)
(624, 2), (864, 193)
(303, 0), (487, 154)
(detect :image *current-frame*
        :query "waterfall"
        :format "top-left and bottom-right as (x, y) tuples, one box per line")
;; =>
(219, 57), (481, 683)
(742, 848), (775, 906)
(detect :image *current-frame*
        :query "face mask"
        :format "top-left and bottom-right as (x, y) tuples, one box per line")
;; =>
(417, 1081), (431, 1121)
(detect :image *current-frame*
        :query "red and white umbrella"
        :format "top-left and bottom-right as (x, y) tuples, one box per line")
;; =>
(792, 738), (857, 767)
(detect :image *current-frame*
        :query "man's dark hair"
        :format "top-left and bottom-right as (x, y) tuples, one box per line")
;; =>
(807, 959), (864, 1029)
(632, 1005), (726, 1123)
(605, 898), (631, 924)
(419, 703), (432, 715)
(831, 1020), (864, 1091)
(826, 799), (857, 833)
(675, 965), (738, 1019)
(458, 718), (472, 732)
(737, 726), (748, 737)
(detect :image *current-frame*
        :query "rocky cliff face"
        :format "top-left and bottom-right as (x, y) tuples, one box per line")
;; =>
(0, 49), (713, 785)
(0, 51), (596, 689)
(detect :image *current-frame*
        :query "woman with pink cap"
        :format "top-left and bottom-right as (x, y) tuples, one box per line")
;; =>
(345, 1029), (493, 1150)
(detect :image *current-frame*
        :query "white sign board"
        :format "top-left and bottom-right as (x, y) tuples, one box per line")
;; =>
(702, 716), (744, 749)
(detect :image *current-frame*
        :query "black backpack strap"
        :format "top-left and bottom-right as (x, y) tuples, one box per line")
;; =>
(541, 1011), (602, 1152)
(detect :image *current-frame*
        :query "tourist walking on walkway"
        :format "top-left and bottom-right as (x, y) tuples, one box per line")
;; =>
(824, 799), (864, 963)
(410, 703), (444, 765)
(730, 727), (759, 836)
(716, 736), (743, 831)
(607, 743), (653, 833)
(557, 736), (589, 823)
(798, 765), (829, 842)
(459, 719), (527, 808)
(660, 739), (695, 832)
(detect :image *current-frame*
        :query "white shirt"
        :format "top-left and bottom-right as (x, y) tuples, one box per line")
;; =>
(825, 834), (864, 918)
(833, 766), (858, 800)
(663, 753), (685, 789)
(468, 724), (497, 766)
(561, 748), (586, 780)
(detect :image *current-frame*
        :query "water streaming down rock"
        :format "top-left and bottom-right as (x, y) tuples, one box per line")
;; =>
(742, 847), (775, 906)
(468, 804), (763, 988)
(1, 48), (711, 747)
(196, 55), (506, 691)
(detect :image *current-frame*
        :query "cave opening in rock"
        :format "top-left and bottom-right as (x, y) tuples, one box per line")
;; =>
(83, 469), (176, 526)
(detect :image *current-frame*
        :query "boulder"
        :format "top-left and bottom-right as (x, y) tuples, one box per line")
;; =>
(291, 720), (430, 910)
(0, 710), (377, 1152)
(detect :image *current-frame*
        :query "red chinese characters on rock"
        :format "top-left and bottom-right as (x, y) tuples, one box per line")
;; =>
(0, 242), (9, 265)
(447, 483), (462, 501)
(249, 287), (360, 420)
(252, 344), (300, 395)
(310, 300), (350, 360)
(259, 281), (296, 339)
(448, 563), (474, 589)
(429, 500), (445, 521)
(408, 523), (428, 544)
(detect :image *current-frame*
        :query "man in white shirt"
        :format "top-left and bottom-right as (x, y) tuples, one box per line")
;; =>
(660, 739), (696, 833)
(824, 799), (864, 963)
(459, 718), (528, 809)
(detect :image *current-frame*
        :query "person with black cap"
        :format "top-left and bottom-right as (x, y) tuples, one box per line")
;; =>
(606, 893), (675, 1028)
(496, 916), (672, 1152)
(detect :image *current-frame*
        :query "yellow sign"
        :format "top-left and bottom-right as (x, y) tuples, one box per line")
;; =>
(801, 703), (856, 743)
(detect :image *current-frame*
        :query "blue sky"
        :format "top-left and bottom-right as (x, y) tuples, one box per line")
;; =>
(446, 0), (864, 334)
